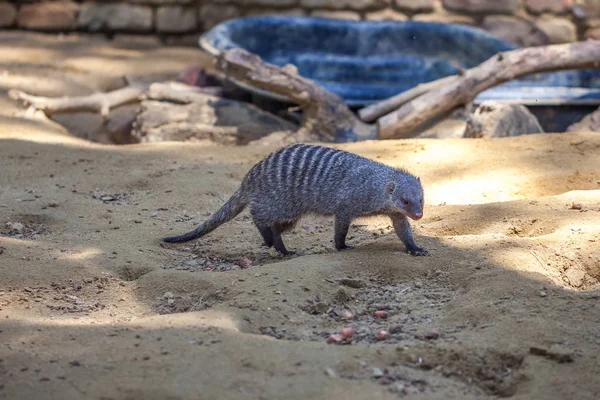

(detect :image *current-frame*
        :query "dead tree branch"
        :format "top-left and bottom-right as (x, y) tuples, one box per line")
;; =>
(358, 75), (457, 122)
(377, 40), (600, 139)
(215, 48), (374, 142)
(9, 83), (147, 119)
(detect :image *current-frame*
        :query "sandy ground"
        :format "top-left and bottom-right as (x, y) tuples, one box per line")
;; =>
(1, 33), (600, 400)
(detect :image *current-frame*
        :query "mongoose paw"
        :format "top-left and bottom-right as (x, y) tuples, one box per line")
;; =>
(336, 244), (354, 251)
(407, 247), (428, 256)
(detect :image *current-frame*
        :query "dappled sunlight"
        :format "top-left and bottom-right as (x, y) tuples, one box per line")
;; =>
(58, 247), (103, 262)
(4, 308), (242, 333)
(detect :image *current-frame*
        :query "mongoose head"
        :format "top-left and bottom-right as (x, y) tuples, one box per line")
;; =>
(385, 174), (424, 220)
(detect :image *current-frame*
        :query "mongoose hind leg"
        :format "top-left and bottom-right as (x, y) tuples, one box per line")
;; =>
(253, 220), (274, 247)
(334, 214), (354, 251)
(271, 221), (297, 255)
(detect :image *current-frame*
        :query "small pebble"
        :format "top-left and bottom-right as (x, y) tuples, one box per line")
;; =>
(375, 330), (388, 341)
(539, 291), (547, 297)
(327, 334), (343, 344)
(372, 367), (384, 378)
(373, 310), (388, 319)
(424, 328), (440, 340)
(571, 201), (582, 210)
(340, 310), (354, 320)
(325, 367), (336, 378)
(237, 257), (253, 268)
(341, 327), (353, 339)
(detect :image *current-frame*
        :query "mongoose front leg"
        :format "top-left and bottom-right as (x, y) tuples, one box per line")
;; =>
(392, 215), (427, 256)
(272, 224), (293, 255)
(334, 214), (354, 251)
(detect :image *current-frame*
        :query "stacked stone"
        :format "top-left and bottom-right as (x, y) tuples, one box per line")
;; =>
(0, 0), (598, 47)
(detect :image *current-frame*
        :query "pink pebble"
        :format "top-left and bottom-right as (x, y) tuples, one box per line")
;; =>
(375, 330), (388, 341)
(340, 327), (353, 339)
(571, 201), (582, 210)
(373, 310), (388, 319)
(327, 334), (343, 344)
(340, 310), (354, 320)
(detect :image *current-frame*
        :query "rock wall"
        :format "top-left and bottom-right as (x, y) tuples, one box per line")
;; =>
(1, 0), (599, 47)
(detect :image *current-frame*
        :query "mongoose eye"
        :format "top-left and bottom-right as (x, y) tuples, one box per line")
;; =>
(419, 199), (423, 204)
(402, 199), (410, 206)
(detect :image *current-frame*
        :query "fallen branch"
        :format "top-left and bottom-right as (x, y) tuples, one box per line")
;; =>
(377, 40), (600, 139)
(215, 48), (374, 142)
(146, 81), (224, 103)
(9, 83), (147, 119)
(358, 75), (457, 122)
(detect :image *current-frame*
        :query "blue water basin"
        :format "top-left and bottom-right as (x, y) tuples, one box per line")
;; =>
(200, 16), (600, 107)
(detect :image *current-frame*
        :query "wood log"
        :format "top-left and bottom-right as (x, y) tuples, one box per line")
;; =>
(358, 75), (457, 122)
(215, 48), (374, 142)
(378, 40), (600, 139)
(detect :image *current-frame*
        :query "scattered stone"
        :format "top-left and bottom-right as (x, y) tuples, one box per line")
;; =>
(536, 16), (577, 44)
(156, 6), (197, 33)
(374, 310), (388, 319)
(185, 260), (198, 267)
(339, 278), (365, 288)
(18, 1), (78, 31)
(308, 302), (329, 315)
(372, 367), (384, 378)
(389, 325), (403, 334)
(334, 288), (351, 303)
(236, 257), (253, 268)
(565, 267), (586, 288)
(341, 327), (353, 339)
(134, 86), (296, 144)
(0, 2), (17, 27)
(375, 330), (388, 341)
(327, 334), (343, 344)
(464, 101), (544, 138)
(325, 367), (337, 377)
(366, 9), (408, 21)
(571, 201), (583, 210)
(539, 291), (547, 297)
(310, 10), (361, 20)
(482, 15), (550, 47)
(340, 310), (354, 320)
(424, 328), (440, 340)
(7, 222), (24, 234)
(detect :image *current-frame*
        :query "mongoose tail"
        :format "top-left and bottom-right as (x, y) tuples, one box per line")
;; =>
(162, 189), (248, 243)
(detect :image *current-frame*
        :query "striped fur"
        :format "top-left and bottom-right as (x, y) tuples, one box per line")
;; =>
(163, 144), (427, 256)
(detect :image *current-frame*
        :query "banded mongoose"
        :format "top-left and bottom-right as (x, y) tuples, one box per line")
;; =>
(163, 144), (427, 256)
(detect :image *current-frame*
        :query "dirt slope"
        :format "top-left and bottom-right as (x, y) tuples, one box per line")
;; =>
(1, 130), (599, 400)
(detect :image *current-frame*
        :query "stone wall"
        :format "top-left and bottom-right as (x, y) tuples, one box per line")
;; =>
(1, 0), (599, 47)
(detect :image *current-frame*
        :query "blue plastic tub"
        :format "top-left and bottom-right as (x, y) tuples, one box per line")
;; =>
(200, 16), (600, 107)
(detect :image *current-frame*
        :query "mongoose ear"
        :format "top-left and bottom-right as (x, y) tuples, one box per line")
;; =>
(386, 182), (395, 195)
